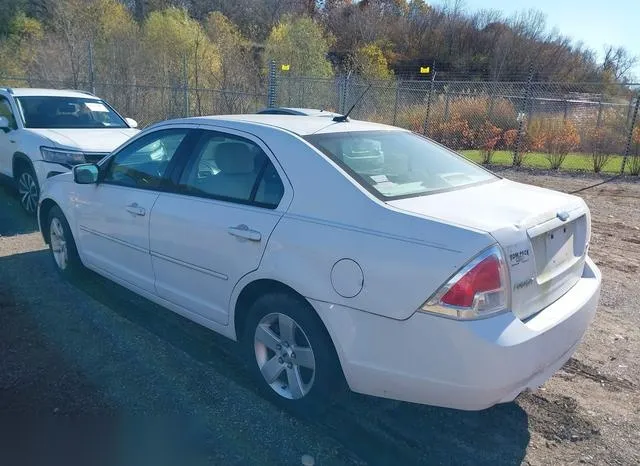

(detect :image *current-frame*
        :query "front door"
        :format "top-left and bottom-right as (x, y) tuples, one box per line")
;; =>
(74, 128), (194, 293)
(149, 128), (290, 325)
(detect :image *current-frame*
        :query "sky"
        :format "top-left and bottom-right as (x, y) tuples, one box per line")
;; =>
(437, 0), (640, 80)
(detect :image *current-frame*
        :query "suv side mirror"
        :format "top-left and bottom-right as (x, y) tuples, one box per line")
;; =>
(0, 116), (10, 133)
(73, 164), (99, 184)
(125, 117), (138, 128)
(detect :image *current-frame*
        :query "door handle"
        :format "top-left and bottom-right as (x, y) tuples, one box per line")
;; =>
(227, 224), (261, 242)
(126, 202), (146, 216)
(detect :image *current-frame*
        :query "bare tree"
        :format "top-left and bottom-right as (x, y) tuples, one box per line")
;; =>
(603, 46), (638, 82)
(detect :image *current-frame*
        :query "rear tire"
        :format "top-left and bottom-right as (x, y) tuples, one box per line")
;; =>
(48, 206), (83, 278)
(15, 163), (39, 216)
(243, 292), (343, 415)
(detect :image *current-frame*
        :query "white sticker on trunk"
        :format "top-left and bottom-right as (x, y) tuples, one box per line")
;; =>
(85, 102), (109, 112)
(508, 246), (530, 267)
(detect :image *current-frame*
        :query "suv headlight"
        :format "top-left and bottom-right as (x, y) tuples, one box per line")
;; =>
(40, 147), (86, 166)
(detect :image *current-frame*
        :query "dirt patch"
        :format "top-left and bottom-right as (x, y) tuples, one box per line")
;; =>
(519, 392), (599, 442)
(559, 358), (635, 392)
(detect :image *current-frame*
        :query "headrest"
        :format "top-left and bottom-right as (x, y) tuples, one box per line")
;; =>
(215, 142), (255, 174)
(57, 103), (76, 113)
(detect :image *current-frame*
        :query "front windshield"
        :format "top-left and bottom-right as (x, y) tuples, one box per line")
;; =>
(305, 130), (497, 199)
(17, 96), (128, 129)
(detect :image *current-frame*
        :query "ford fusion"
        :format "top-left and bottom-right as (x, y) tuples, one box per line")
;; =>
(38, 114), (601, 410)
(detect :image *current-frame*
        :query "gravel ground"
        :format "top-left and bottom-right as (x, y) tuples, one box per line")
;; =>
(0, 170), (638, 466)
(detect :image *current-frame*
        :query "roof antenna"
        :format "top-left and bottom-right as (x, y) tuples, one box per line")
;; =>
(333, 83), (372, 122)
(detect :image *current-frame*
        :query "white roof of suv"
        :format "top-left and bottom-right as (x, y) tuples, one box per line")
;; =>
(2, 88), (99, 99)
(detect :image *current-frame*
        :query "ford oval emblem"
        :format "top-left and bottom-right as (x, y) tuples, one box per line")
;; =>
(557, 211), (570, 222)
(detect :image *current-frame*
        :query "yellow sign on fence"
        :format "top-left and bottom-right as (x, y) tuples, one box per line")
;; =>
(420, 66), (431, 74)
(281, 64), (291, 71)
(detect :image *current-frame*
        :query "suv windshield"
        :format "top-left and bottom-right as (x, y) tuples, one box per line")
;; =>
(305, 130), (497, 200)
(16, 96), (128, 129)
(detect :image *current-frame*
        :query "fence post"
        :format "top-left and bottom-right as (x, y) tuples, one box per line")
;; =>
(87, 41), (95, 95)
(393, 81), (400, 125)
(339, 75), (349, 114)
(513, 66), (534, 166)
(443, 88), (450, 121)
(621, 92), (640, 174)
(596, 87), (604, 129)
(267, 60), (277, 108)
(182, 53), (189, 117)
(422, 64), (436, 135)
(563, 98), (569, 122)
(487, 81), (496, 122)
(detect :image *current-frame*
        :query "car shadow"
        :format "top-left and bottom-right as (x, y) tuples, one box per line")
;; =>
(0, 181), (38, 236)
(0, 248), (530, 465)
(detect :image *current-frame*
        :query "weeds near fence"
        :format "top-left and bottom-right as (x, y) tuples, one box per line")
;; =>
(527, 118), (580, 169)
(630, 127), (640, 175)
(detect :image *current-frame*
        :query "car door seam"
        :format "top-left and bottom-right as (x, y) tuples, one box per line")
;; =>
(148, 192), (162, 294)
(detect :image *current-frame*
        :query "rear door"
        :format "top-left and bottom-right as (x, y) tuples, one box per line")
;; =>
(149, 128), (291, 325)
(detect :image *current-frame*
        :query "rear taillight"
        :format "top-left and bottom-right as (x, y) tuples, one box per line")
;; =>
(421, 245), (510, 320)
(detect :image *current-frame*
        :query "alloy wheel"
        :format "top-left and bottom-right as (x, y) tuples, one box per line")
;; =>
(254, 312), (316, 400)
(50, 217), (68, 271)
(18, 171), (38, 213)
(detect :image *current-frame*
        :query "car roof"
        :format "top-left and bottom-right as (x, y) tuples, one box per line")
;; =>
(3, 88), (100, 99)
(257, 107), (339, 117)
(162, 114), (402, 136)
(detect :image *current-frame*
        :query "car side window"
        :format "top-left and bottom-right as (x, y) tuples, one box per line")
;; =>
(179, 131), (284, 208)
(103, 129), (189, 189)
(0, 96), (17, 130)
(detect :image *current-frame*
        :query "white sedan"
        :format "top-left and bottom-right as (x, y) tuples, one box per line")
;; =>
(38, 115), (601, 411)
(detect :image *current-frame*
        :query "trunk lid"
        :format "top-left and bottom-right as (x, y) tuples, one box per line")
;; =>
(388, 179), (590, 320)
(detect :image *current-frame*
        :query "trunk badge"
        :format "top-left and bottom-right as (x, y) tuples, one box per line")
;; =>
(514, 278), (535, 291)
(557, 211), (570, 222)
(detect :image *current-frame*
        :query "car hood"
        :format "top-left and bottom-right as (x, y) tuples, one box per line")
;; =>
(28, 128), (139, 152)
(387, 178), (584, 235)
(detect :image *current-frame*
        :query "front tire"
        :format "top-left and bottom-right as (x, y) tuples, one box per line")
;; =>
(15, 164), (40, 215)
(48, 206), (83, 278)
(244, 293), (343, 414)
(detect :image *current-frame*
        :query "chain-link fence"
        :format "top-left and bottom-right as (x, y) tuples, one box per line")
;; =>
(2, 71), (639, 174)
(0, 76), (266, 128)
(273, 72), (640, 174)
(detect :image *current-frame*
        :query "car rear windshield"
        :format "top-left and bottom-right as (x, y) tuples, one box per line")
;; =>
(16, 96), (128, 129)
(305, 130), (497, 200)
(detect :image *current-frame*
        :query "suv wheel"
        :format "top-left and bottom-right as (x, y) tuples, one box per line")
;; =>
(16, 164), (39, 215)
(48, 206), (83, 277)
(244, 292), (343, 413)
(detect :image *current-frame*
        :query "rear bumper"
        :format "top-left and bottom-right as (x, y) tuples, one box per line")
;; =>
(311, 256), (601, 410)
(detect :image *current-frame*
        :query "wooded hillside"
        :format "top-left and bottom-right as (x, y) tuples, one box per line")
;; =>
(0, 0), (636, 86)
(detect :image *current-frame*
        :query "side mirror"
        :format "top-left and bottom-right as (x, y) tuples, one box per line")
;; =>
(125, 117), (138, 128)
(0, 116), (10, 133)
(73, 164), (99, 184)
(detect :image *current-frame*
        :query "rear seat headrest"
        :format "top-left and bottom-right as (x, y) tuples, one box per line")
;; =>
(215, 142), (255, 174)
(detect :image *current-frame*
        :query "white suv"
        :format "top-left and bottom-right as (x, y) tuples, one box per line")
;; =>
(0, 87), (139, 214)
